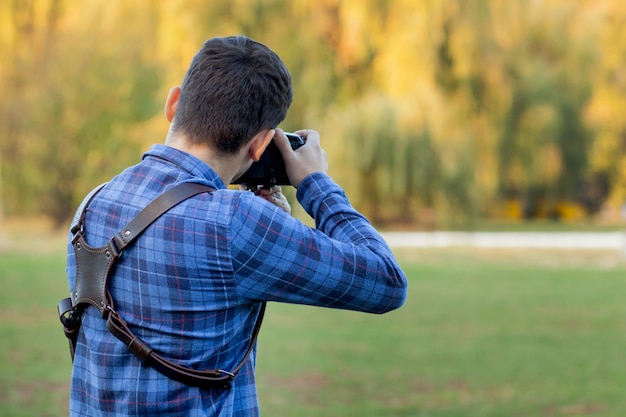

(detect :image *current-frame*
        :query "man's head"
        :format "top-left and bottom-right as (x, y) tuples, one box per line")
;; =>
(170, 36), (292, 154)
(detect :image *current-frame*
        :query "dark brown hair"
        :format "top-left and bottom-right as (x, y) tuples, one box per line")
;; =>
(172, 36), (292, 154)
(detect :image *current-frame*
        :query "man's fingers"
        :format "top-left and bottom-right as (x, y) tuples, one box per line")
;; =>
(272, 129), (291, 154)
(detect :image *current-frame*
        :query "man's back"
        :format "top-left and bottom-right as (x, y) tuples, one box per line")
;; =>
(67, 145), (264, 416)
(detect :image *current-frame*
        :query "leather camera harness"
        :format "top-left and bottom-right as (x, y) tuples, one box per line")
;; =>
(57, 182), (266, 389)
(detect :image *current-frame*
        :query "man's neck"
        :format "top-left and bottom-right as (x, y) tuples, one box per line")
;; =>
(164, 133), (246, 185)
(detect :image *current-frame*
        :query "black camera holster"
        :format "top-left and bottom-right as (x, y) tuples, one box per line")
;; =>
(57, 182), (266, 389)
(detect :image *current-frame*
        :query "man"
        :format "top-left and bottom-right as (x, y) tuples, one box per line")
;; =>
(66, 35), (407, 416)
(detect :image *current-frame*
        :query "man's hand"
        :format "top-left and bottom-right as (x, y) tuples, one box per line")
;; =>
(239, 184), (291, 213)
(273, 129), (328, 188)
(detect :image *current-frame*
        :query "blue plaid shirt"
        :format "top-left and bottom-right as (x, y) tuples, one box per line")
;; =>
(66, 144), (407, 416)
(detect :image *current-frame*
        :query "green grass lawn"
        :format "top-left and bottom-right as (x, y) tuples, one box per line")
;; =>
(0, 251), (73, 417)
(1, 244), (625, 416)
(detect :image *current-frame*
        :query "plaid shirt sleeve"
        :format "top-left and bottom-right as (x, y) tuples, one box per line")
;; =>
(231, 172), (408, 312)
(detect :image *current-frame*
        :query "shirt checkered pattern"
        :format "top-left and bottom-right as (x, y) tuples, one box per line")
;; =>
(66, 144), (407, 416)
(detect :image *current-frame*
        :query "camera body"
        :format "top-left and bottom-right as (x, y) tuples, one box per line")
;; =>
(232, 133), (306, 186)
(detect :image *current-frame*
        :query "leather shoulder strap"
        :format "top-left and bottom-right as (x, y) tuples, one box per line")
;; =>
(62, 181), (266, 389)
(109, 182), (216, 256)
(70, 182), (108, 235)
(72, 182), (217, 310)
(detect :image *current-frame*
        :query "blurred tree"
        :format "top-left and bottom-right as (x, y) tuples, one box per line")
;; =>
(586, 1), (626, 214)
(495, 0), (595, 218)
(0, 0), (624, 227)
(0, 0), (162, 225)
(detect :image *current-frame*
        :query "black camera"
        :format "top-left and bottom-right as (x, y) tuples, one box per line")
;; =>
(232, 133), (306, 186)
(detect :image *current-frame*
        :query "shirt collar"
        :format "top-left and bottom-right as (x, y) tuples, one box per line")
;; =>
(142, 144), (227, 190)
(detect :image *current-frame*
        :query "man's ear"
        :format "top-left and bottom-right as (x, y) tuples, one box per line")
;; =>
(249, 129), (275, 161)
(164, 86), (181, 122)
